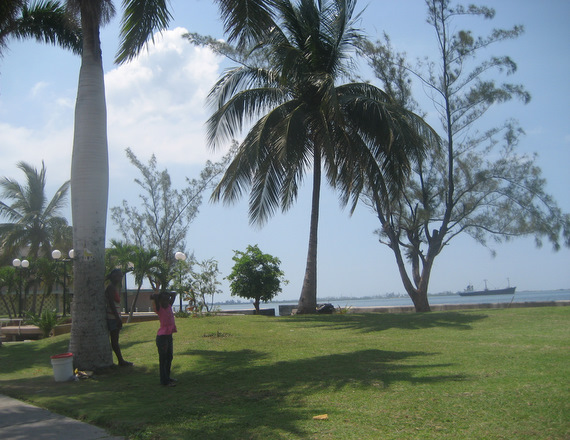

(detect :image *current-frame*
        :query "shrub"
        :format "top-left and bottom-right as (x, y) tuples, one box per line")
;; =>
(25, 309), (65, 338)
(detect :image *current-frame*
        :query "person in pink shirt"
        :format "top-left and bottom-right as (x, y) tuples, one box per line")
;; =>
(151, 291), (178, 386)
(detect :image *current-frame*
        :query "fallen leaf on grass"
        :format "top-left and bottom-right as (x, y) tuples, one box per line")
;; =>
(313, 414), (328, 420)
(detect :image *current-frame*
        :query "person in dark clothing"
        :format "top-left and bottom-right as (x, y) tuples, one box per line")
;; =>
(105, 269), (132, 366)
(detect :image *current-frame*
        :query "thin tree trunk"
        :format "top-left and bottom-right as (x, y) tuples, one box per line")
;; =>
(374, 193), (432, 312)
(409, 289), (431, 312)
(31, 284), (38, 314)
(127, 285), (142, 323)
(38, 287), (50, 315)
(68, 12), (112, 370)
(0, 295), (16, 319)
(296, 146), (321, 314)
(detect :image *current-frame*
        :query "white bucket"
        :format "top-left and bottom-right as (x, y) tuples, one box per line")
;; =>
(50, 352), (74, 382)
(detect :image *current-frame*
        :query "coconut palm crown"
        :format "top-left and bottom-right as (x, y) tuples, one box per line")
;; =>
(0, 161), (70, 262)
(209, 0), (436, 313)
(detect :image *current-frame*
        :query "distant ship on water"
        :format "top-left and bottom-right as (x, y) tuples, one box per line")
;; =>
(458, 279), (516, 297)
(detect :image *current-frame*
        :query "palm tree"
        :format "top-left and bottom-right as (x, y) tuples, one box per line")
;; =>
(0, 161), (70, 261)
(209, 0), (434, 313)
(64, 0), (173, 370)
(106, 239), (137, 311)
(0, 0), (81, 57)
(127, 246), (161, 323)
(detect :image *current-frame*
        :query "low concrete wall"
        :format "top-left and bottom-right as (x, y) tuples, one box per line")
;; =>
(219, 308), (276, 316)
(346, 300), (570, 314)
(53, 323), (72, 336)
(124, 312), (159, 323)
(1, 325), (43, 341)
(280, 300), (570, 315)
(279, 305), (296, 316)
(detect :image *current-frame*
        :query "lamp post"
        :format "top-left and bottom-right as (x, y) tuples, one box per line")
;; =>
(52, 249), (74, 317)
(12, 258), (29, 317)
(175, 252), (186, 312)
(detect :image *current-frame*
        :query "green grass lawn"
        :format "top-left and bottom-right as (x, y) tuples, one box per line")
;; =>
(1, 307), (569, 439)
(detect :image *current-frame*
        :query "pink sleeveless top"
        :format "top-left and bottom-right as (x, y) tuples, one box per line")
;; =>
(156, 305), (177, 335)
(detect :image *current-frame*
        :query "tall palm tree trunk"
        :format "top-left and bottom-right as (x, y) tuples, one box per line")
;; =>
(296, 146), (321, 314)
(68, 11), (113, 369)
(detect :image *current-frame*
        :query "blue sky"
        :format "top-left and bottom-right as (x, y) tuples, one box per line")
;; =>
(1, 1), (569, 302)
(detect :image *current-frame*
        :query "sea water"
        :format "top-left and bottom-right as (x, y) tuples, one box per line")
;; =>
(210, 289), (570, 316)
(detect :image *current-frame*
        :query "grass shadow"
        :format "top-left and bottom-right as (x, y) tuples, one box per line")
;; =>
(0, 337), (70, 375)
(159, 347), (465, 439)
(281, 311), (489, 333)
(1, 313), (474, 439)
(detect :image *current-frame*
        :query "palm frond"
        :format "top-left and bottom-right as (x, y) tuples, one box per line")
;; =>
(115, 0), (173, 64)
(0, 161), (69, 258)
(42, 180), (70, 219)
(207, 66), (280, 112)
(207, 80), (289, 149)
(7, 0), (82, 55)
(214, 0), (278, 50)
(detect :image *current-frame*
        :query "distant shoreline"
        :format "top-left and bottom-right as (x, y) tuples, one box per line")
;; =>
(214, 288), (570, 306)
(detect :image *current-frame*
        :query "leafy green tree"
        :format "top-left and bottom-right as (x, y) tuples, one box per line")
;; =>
(33, 256), (60, 315)
(227, 245), (287, 313)
(127, 246), (163, 323)
(111, 147), (232, 266)
(66, 0), (174, 370)
(189, 258), (222, 313)
(106, 239), (135, 273)
(25, 308), (65, 338)
(106, 239), (138, 311)
(362, 0), (570, 312)
(49, 217), (73, 255)
(0, 0), (81, 58)
(106, 241), (170, 321)
(0, 161), (70, 262)
(208, 0), (435, 313)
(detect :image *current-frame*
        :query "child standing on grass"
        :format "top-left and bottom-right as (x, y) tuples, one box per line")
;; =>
(151, 291), (178, 387)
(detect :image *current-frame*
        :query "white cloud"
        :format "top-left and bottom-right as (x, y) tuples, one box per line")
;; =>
(0, 122), (73, 188)
(0, 26), (227, 219)
(30, 81), (49, 98)
(105, 27), (225, 170)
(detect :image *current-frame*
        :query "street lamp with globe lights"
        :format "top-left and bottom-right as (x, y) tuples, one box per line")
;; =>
(51, 249), (74, 317)
(175, 252), (186, 311)
(12, 258), (30, 317)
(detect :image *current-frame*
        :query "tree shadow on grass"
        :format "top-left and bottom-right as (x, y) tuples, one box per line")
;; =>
(280, 311), (489, 333)
(2, 345), (463, 439)
(0, 337), (70, 375)
(155, 347), (466, 439)
(0, 317), (471, 439)
(0, 324), (144, 376)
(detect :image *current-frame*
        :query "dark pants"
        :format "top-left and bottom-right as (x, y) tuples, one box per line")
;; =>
(156, 334), (173, 385)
